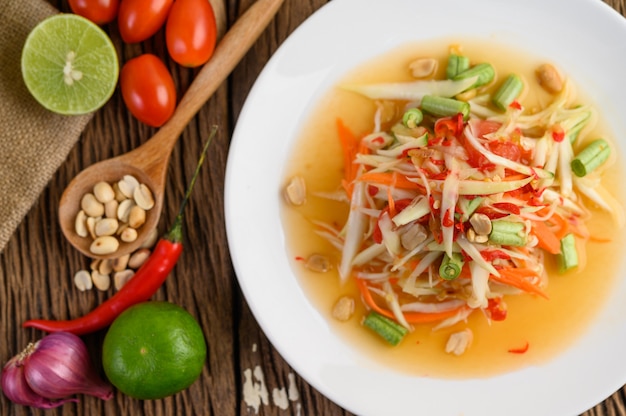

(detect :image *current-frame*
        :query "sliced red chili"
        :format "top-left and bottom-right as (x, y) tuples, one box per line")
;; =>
(442, 209), (454, 227)
(475, 206), (509, 220)
(486, 297), (508, 321)
(491, 202), (521, 215)
(480, 249), (511, 262)
(508, 341), (530, 354)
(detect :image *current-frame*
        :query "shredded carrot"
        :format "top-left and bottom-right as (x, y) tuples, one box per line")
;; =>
(359, 172), (422, 190)
(356, 279), (465, 324)
(387, 173), (398, 216)
(502, 173), (528, 181)
(492, 268), (549, 299)
(530, 220), (561, 255)
(548, 213), (570, 240)
(336, 118), (360, 198)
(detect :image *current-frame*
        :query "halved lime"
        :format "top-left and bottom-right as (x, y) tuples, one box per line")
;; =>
(21, 14), (119, 115)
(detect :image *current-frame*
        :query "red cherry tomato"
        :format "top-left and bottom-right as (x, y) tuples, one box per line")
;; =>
(120, 54), (176, 127)
(69, 0), (119, 25)
(117, 0), (173, 43)
(165, 0), (217, 67)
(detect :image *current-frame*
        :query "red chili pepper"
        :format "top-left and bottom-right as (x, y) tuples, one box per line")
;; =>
(23, 127), (217, 335)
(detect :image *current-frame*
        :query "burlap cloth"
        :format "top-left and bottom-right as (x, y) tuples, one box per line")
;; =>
(0, 0), (93, 252)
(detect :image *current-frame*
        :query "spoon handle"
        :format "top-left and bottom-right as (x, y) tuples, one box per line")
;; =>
(128, 0), (286, 173)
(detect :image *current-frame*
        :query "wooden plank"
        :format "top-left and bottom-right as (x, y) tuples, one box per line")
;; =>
(1, 1), (625, 415)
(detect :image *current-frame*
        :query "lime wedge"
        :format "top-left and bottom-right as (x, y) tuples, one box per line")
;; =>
(21, 14), (119, 115)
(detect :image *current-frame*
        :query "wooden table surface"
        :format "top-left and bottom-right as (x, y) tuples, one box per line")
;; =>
(1, 0), (626, 415)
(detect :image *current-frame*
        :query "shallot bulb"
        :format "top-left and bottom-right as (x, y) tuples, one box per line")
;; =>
(1, 332), (113, 408)
(1, 354), (77, 409)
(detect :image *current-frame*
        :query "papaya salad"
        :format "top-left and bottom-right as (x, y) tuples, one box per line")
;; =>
(285, 47), (625, 354)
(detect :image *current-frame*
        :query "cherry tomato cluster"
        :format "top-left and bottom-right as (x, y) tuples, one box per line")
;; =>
(68, 0), (218, 127)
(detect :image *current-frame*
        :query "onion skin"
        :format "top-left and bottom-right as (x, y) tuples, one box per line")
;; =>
(1, 353), (78, 409)
(23, 332), (113, 401)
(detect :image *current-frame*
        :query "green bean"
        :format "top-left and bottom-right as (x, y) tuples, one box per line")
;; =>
(363, 311), (407, 346)
(492, 74), (524, 111)
(402, 108), (423, 128)
(439, 252), (465, 280)
(571, 139), (610, 177)
(421, 95), (470, 120)
(453, 63), (495, 89)
(557, 233), (578, 273)
(489, 221), (526, 247)
(446, 54), (470, 79)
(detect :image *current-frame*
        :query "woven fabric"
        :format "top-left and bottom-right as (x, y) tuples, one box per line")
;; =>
(0, 0), (93, 252)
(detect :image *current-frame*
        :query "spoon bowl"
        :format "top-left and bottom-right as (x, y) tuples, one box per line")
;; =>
(59, 154), (164, 259)
(59, 0), (286, 259)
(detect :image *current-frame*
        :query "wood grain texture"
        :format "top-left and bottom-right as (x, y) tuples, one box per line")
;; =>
(0, 0), (624, 415)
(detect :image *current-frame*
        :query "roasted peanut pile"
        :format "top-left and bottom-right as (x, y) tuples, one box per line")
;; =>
(75, 175), (155, 255)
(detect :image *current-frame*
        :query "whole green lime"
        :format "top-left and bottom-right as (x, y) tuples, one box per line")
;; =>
(102, 301), (206, 400)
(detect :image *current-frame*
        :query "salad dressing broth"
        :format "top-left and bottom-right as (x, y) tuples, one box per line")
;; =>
(282, 39), (626, 378)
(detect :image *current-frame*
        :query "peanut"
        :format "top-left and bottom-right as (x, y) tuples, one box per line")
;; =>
(113, 269), (134, 290)
(104, 199), (119, 219)
(75, 210), (88, 238)
(117, 199), (134, 223)
(128, 248), (150, 269)
(118, 174), (139, 199)
(128, 205), (146, 229)
(120, 227), (138, 243)
(133, 184), (155, 210)
(93, 181), (115, 203)
(112, 253), (130, 272)
(90, 236), (119, 255)
(81, 193), (104, 218)
(95, 218), (119, 237)
(73, 270), (93, 291)
(91, 270), (111, 291)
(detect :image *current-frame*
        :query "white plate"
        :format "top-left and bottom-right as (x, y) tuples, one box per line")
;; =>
(225, 0), (626, 414)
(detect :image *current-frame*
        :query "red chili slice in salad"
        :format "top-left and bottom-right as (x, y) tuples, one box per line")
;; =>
(491, 202), (521, 215)
(480, 249), (511, 262)
(475, 206), (509, 220)
(486, 297), (508, 321)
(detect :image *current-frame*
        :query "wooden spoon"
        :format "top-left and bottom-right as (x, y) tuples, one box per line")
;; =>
(59, 0), (286, 259)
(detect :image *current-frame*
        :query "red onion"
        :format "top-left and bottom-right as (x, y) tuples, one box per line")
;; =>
(1, 353), (78, 409)
(1, 332), (113, 408)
